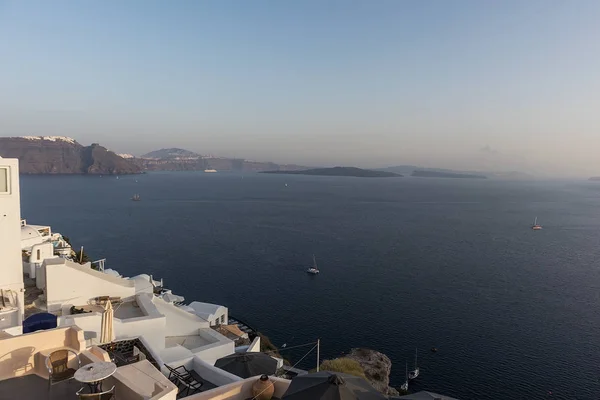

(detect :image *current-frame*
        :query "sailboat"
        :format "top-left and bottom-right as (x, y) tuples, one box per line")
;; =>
(400, 361), (409, 391)
(408, 348), (419, 380)
(532, 217), (542, 230)
(306, 255), (319, 274)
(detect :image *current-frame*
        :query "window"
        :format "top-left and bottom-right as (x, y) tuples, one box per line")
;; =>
(0, 167), (8, 193)
(220, 315), (225, 324)
(215, 319), (219, 326)
(36, 249), (41, 260)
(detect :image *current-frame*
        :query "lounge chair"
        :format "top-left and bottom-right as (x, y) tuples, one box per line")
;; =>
(164, 364), (203, 396)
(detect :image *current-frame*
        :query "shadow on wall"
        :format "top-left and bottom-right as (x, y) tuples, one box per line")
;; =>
(0, 346), (36, 376)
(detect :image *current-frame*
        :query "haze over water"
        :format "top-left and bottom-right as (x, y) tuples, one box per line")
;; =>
(19, 173), (600, 399)
(3, 1), (600, 177)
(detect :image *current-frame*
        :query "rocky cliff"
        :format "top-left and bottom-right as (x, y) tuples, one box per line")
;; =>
(0, 136), (141, 174)
(347, 348), (400, 396)
(132, 147), (307, 172)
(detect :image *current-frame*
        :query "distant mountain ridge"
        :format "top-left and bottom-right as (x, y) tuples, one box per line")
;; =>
(380, 165), (533, 180)
(411, 170), (487, 179)
(261, 167), (401, 178)
(132, 147), (308, 172)
(140, 148), (201, 160)
(0, 136), (141, 174)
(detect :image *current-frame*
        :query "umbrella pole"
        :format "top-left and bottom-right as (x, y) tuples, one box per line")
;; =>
(316, 338), (320, 372)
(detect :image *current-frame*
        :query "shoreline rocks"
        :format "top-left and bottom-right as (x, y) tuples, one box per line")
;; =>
(346, 348), (400, 396)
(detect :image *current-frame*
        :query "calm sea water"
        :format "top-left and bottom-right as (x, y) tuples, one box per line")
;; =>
(19, 173), (600, 399)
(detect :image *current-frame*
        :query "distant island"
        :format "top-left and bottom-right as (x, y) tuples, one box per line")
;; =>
(589, 177), (600, 181)
(411, 170), (487, 179)
(261, 167), (402, 178)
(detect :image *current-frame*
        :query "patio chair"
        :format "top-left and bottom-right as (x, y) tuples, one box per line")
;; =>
(164, 364), (203, 395)
(46, 349), (80, 390)
(176, 376), (203, 397)
(76, 385), (116, 400)
(164, 363), (190, 383)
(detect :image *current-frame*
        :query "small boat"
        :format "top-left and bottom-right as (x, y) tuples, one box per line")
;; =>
(131, 194), (141, 201)
(306, 255), (319, 274)
(408, 348), (419, 380)
(204, 169), (217, 173)
(400, 361), (409, 391)
(431, 347), (438, 353)
(532, 217), (542, 230)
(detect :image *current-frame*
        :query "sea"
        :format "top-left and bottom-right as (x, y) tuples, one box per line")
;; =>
(19, 172), (600, 400)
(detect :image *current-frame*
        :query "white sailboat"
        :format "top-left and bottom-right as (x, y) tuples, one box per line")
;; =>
(408, 348), (419, 380)
(400, 361), (409, 391)
(532, 217), (542, 230)
(306, 255), (319, 274)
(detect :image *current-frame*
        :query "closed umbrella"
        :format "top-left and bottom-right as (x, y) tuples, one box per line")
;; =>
(100, 300), (114, 344)
(283, 372), (387, 400)
(214, 352), (278, 378)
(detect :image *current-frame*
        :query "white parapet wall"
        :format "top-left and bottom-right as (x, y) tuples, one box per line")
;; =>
(192, 357), (242, 387)
(0, 158), (24, 334)
(59, 294), (167, 350)
(247, 336), (261, 352)
(192, 328), (236, 364)
(152, 297), (211, 335)
(44, 258), (136, 313)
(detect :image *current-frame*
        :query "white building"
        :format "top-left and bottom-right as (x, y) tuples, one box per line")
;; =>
(187, 301), (229, 326)
(0, 157), (25, 335)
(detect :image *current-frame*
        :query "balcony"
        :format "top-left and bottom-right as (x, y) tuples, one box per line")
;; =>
(0, 326), (177, 400)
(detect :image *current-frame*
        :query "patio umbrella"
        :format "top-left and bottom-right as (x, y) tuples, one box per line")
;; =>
(100, 300), (114, 344)
(282, 372), (387, 400)
(214, 352), (278, 378)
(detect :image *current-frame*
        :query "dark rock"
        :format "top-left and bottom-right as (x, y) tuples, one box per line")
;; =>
(347, 348), (399, 396)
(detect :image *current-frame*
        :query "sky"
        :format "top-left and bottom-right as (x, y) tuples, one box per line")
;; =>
(1, 1), (600, 177)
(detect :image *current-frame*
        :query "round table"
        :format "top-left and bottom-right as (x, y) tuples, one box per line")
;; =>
(75, 362), (117, 393)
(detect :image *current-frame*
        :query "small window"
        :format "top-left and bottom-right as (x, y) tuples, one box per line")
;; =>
(215, 319), (219, 326)
(220, 315), (225, 324)
(0, 167), (8, 193)
(36, 249), (41, 260)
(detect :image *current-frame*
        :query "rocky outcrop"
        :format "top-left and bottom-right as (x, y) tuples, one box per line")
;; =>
(347, 348), (399, 396)
(0, 137), (141, 174)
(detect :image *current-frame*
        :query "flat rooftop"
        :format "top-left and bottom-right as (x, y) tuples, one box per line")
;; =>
(165, 335), (214, 350)
(79, 301), (144, 319)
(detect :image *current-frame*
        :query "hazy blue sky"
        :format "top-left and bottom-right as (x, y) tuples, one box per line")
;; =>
(1, 1), (600, 176)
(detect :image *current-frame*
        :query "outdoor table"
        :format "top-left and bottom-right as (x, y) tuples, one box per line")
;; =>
(74, 361), (117, 393)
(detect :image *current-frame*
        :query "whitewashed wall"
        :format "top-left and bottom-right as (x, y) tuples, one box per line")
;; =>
(0, 158), (24, 330)
(44, 258), (135, 312)
(153, 297), (211, 336)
